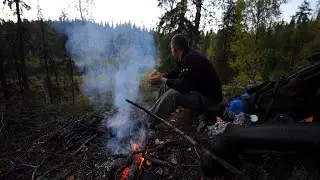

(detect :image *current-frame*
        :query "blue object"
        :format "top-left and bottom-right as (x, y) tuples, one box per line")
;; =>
(226, 93), (250, 113)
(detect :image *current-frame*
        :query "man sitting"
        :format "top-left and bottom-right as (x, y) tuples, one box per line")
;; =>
(148, 33), (223, 123)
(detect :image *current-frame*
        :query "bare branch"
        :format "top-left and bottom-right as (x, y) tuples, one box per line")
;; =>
(0, 112), (4, 134)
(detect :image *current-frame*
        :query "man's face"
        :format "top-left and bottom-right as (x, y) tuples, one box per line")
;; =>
(170, 44), (179, 60)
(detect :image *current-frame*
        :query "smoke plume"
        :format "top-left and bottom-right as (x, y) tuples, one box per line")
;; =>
(53, 21), (158, 154)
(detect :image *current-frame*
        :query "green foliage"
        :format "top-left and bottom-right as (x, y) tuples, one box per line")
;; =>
(155, 0), (320, 98)
(0, 19), (157, 109)
(155, 33), (177, 72)
(1, 0), (320, 108)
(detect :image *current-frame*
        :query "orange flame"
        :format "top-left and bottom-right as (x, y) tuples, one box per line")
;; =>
(120, 167), (130, 180)
(145, 151), (155, 165)
(132, 143), (145, 169)
(120, 143), (156, 178)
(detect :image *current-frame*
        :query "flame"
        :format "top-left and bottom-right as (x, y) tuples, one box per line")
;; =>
(145, 151), (155, 165)
(120, 143), (156, 178)
(132, 143), (145, 169)
(120, 167), (130, 180)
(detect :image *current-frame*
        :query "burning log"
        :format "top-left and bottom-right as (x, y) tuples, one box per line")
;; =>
(143, 155), (172, 167)
(115, 155), (135, 175)
(125, 99), (250, 180)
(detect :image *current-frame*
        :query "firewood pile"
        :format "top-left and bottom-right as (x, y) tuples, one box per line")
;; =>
(0, 107), (118, 180)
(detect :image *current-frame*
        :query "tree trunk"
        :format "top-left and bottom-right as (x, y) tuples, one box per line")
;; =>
(40, 19), (52, 103)
(79, 0), (84, 21)
(14, 57), (23, 98)
(193, 0), (202, 48)
(15, 0), (28, 94)
(49, 57), (61, 103)
(177, 0), (187, 33)
(0, 57), (9, 101)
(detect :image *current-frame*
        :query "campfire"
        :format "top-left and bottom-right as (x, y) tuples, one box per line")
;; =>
(107, 99), (249, 180)
(120, 143), (154, 180)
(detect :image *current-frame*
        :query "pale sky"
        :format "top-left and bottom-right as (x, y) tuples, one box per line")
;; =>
(1, 0), (319, 30)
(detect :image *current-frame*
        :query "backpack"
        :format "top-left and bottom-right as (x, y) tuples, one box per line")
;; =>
(225, 59), (320, 123)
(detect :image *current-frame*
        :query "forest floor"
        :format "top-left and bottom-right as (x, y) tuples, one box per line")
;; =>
(1, 91), (320, 180)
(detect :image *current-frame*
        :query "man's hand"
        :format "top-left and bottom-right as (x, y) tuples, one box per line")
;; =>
(149, 69), (159, 78)
(149, 72), (167, 85)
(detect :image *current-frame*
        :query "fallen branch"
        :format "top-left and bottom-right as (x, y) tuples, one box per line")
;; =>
(143, 154), (200, 168)
(31, 167), (38, 180)
(36, 162), (64, 180)
(23, 160), (44, 180)
(125, 99), (250, 180)
(0, 112), (4, 134)
(78, 123), (107, 133)
(115, 155), (134, 175)
(133, 140), (169, 155)
(72, 134), (97, 156)
(143, 155), (172, 167)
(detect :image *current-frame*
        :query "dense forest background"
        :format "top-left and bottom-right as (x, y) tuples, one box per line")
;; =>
(1, 0), (320, 109)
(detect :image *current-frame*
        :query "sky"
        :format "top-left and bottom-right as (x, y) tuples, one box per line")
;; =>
(0, 0), (319, 30)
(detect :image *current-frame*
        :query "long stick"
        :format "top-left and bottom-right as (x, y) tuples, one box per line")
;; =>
(125, 99), (250, 180)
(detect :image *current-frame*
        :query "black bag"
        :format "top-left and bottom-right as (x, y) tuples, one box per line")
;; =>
(244, 60), (320, 123)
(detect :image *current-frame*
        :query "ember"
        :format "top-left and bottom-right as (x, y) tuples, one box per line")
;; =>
(120, 167), (130, 180)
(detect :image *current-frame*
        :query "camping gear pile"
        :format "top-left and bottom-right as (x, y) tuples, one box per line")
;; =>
(225, 54), (320, 124)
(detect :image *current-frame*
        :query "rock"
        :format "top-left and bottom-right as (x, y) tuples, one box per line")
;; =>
(197, 114), (207, 121)
(163, 167), (169, 175)
(170, 153), (178, 164)
(148, 130), (156, 137)
(156, 168), (163, 175)
(155, 139), (160, 145)
(197, 121), (206, 133)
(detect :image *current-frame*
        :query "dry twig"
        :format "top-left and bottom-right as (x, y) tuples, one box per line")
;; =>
(143, 155), (172, 167)
(115, 155), (134, 175)
(0, 112), (4, 134)
(72, 134), (97, 156)
(194, 145), (200, 159)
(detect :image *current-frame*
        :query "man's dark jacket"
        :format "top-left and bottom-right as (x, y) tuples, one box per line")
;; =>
(164, 49), (223, 103)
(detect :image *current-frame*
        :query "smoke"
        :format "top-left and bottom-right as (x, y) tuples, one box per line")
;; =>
(52, 21), (158, 154)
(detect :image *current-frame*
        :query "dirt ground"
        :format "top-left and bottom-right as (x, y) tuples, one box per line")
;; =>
(1, 101), (320, 180)
(0, 100), (208, 180)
